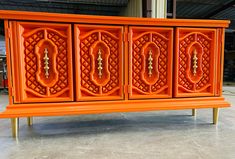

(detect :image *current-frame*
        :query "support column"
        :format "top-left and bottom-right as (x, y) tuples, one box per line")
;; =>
(152, 0), (167, 18)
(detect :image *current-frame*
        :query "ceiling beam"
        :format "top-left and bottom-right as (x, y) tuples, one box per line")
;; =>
(204, 0), (235, 18)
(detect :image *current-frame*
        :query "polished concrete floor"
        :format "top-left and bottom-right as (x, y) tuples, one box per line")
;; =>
(0, 86), (235, 159)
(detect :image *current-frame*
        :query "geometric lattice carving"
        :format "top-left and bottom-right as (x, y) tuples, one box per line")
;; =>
(77, 25), (123, 100)
(176, 28), (216, 96)
(47, 30), (69, 95)
(18, 22), (73, 102)
(24, 30), (46, 95)
(130, 28), (173, 99)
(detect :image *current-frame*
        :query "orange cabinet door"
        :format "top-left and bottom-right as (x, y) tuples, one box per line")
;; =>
(11, 22), (73, 103)
(174, 28), (217, 97)
(75, 25), (124, 101)
(129, 27), (173, 99)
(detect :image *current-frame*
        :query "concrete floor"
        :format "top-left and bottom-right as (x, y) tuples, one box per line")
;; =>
(0, 86), (234, 159)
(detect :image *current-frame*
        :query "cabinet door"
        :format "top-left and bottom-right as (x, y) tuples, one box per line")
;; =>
(12, 22), (73, 103)
(129, 27), (173, 99)
(174, 28), (217, 97)
(75, 25), (123, 101)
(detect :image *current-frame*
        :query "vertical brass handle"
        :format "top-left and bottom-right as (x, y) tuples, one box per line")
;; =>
(97, 49), (103, 78)
(192, 49), (198, 76)
(148, 50), (153, 77)
(43, 48), (49, 78)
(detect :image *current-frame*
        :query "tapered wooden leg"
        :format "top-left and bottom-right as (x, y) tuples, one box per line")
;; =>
(27, 117), (33, 126)
(213, 108), (219, 124)
(11, 118), (19, 138)
(192, 109), (196, 116)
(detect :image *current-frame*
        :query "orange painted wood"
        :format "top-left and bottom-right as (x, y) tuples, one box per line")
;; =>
(218, 28), (226, 96)
(0, 97), (230, 118)
(10, 21), (74, 103)
(0, 10), (230, 28)
(0, 10), (230, 119)
(214, 28), (224, 96)
(174, 28), (218, 97)
(4, 20), (13, 105)
(74, 25), (124, 101)
(129, 27), (173, 99)
(124, 26), (129, 100)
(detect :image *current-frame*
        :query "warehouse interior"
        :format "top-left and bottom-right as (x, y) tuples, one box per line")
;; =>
(0, 1), (234, 159)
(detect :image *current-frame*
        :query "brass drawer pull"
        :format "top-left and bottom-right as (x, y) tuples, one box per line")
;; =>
(193, 49), (198, 76)
(97, 48), (103, 78)
(148, 50), (153, 77)
(43, 48), (49, 78)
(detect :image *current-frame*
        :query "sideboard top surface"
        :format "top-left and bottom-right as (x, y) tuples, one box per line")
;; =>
(0, 10), (230, 28)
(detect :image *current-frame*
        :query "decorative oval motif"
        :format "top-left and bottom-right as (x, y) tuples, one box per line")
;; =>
(186, 42), (203, 84)
(90, 41), (110, 86)
(140, 42), (160, 86)
(35, 39), (59, 89)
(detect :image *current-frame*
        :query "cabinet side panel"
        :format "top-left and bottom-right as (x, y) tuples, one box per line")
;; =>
(4, 20), (13, 104)
(8, 21), (22, 103)
(217, 28), (225, 96)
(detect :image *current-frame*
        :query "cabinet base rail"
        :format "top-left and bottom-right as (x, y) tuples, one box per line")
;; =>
(0, 97), (229, 137)
(0, 97), (229, 118)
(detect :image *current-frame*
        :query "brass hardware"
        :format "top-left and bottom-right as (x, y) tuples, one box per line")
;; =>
(213, 108), (219, 124)
(97, 49), (103, 78)
(11, 118), (19, 138)
(148, 50), (153, 77)
(43, 48), (49, 78)
(192, 49), (198, 76)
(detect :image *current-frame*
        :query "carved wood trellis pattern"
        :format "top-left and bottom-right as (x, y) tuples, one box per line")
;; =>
(76, 25), (123, 100)
(47, 31), (69, 95)
(25, 30), (46, 95)
(130, 27), (173, 99)
(175, 28), (216, 97)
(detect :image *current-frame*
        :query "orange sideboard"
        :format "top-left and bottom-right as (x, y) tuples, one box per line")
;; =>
(0, 10), (231, 137)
